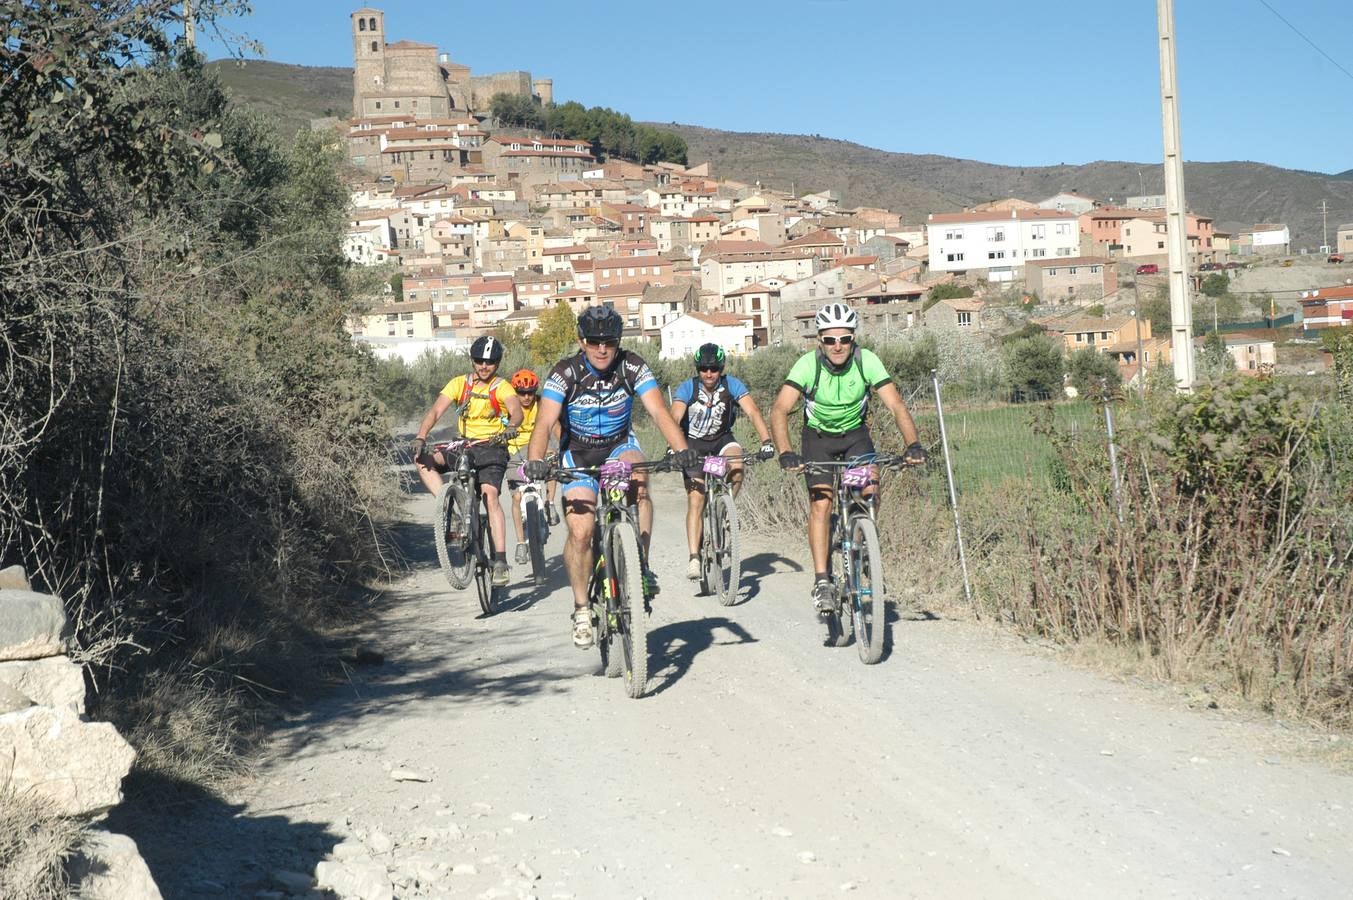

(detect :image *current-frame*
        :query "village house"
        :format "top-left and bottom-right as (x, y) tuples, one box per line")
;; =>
(599, 202), (654, 237)
(1299, 284), (1353, 330)
(921, 297), (986, 336)
(541, 244), (591, 273)
(1194, 332), (1277, 374)
(1042, 314), (1150, 354)
(784, 229), (847, 260)
(466, 278), (517, 331)
(1023, 256), (1117, 302)
(723, 280), (785, 347)
(480, 135), (595, 181)
(927, 208), (1081, 282)
(639, 283), (698, 339)
(1238, 223), (1291, 257)
(594, 255), (673, 290)
(659, 312), (754, 360)
(1338, 223), (1353, 255)
(700, 246), (819, 298)
(348, 298), (436, 340)
(1119, 211), (1216, 262)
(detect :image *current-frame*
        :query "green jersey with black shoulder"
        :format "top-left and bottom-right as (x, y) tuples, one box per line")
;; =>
(783, 347), (892, 434)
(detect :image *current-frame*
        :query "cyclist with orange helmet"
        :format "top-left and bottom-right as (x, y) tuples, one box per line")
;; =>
(505, 368), (560, 565)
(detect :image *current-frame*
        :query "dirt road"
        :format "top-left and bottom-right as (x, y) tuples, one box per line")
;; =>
(128, 477), (1352, 899)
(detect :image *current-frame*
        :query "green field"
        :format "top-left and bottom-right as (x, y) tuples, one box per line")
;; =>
(913, 400), (1101, 492)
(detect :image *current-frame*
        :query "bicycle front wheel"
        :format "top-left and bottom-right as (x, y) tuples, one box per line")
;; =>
(606, 523), (648, 698)
(524, 495), (547, 587)
(850, 516), (885, 664)
(709, 489), (741, 607)
(474, 501), (496, 616)
(434, 481), (473, 590)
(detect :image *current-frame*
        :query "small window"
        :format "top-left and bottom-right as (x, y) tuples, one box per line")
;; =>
(370, 41), (378, 52)
(358, 18), (367, 31)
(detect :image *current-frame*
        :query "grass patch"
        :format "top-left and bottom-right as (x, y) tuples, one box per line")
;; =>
(0, 791), (81, 900)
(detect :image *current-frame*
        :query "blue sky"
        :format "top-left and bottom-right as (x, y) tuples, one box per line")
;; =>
(199, 1), (1353, 175)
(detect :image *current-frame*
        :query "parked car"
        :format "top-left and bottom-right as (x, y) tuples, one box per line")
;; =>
(1223, 261), (1242, 269)
(1198, 262), (1221, 271)
(1330, 253), (1345, 263)
(1136, 263), (1159, 275)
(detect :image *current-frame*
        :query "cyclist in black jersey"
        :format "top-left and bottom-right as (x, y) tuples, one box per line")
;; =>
(669, 343), (775, 581)
(524, 306), (696, 648)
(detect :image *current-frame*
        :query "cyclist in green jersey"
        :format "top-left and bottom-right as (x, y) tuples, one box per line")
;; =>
(769, 302), (928, 614)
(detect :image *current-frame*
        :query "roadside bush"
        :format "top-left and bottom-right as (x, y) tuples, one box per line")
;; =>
(1067, 347), (1122, 399)
(1004, 335), (1065, 400)
(1, 6), (394, 804)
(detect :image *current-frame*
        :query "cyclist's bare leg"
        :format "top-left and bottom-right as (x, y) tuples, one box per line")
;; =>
(561, 490), (597, 611)
(685, 486), (706, 556)
(618, 447), (651, 555)
(415, 452), (446, 496)
(724, 442), (745, 497)
(807, 486), (834, 575)
(508, 486), (525, 544)
(481, 483), (507, 553)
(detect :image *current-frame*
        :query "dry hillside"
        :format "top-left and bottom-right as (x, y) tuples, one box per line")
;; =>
(206, 60), (1352, 248)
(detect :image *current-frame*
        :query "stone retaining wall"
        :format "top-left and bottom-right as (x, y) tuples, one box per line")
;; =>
(0, 565), (163, 899)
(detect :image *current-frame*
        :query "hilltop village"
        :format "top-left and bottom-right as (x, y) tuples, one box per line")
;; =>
(337, 7), (1353, 377)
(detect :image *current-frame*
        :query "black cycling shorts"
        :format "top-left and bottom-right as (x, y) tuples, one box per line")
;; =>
(432, 443), (508, 491)
(800, 424), (875, 490)
(682, 432), (741, 494)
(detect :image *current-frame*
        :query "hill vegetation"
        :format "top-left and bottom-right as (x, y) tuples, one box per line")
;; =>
(491, 95), (687, 165)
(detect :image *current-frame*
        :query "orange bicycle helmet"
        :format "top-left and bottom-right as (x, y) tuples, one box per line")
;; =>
(510, 369), (540, 392)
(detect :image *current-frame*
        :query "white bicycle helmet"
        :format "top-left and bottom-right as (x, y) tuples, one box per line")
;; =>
(814, 302), (859, 332)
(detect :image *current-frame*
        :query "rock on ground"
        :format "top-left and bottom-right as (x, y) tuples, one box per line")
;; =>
(0, 588), (68, 661)
(0, 655), (87, 712)
(315, 859), (394, 900)
(0, 704), (135, 816)
(65, 829), (163, 899)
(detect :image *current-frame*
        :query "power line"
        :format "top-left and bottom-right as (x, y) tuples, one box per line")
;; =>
(1257, 0), (1353, 85)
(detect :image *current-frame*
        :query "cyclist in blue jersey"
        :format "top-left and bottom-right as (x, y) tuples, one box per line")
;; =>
(669, 343), (775, 581)
(524, 306), (696, 647)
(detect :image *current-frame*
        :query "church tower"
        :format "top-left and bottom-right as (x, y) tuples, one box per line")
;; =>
(351, 9), (386, 117)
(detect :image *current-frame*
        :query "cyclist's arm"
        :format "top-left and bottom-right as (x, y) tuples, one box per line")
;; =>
(875, 382), (921, 447)
(639, 387), (689, 452)
(528, 397), (563, 461)
(736, 393), (773, 444)
(503, 391), (524, 431)
(769, 383), (801, 455)
(669, 398), (688, 427)
(415, 393), (454, 442)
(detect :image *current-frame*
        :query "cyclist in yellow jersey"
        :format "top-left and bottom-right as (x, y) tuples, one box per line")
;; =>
(410, 336), (523, 586)
(504, 369), (560, 565)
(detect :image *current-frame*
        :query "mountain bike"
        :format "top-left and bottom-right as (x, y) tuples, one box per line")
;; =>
(800, 453), (907, 665)
(431, 437), (505, 616)
(515, 457), (555, 588)
(693, 452), (763, 606)
(548, 456), (671, 699)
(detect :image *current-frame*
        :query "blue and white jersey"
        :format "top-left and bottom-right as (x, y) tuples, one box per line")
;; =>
(543, 350), (658, 449)
(673, 374), (748, 441)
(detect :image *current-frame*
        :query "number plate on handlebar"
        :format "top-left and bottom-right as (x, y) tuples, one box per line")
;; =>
(842, 465), (873, 489)
(701, 455), (728, 477)
(598, 459), (633, 492)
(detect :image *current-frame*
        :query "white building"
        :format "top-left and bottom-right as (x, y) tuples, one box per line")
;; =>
(659, 311), (754, 361)
(1244, 223), (1291, 255)
(926, 209), (1081, 282)
(1037, 192), (1098, 215)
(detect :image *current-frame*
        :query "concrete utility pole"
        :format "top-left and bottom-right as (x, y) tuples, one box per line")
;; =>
(1320, 200), (1329, 251)
(183, 1), (195, 48)
(1157, 0), (1195, 391)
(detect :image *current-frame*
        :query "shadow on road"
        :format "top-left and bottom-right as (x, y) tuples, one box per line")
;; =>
(645, 616), (757, 696)
(735, 550), (804, 604)
(105, 771), (340, 898)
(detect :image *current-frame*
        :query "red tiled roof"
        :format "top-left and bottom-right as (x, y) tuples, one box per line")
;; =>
(468, 280), (514, 295)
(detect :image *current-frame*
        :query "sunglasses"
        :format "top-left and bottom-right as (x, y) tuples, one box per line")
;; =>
(820, 335), (855, 347)
(583, 338), (619, 348)
(697, 366), (722, 373)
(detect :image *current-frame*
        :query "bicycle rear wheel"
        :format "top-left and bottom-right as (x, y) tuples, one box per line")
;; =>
(434, 481), (473, 590)
(709, 490), (741, 607)
(524, 495), (547, 587)
(850, 516), (885, 664)
(474, 501), (496, 616)
(607, 524), (648, 698)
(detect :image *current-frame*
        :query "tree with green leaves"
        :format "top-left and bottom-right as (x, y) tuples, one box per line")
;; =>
(1200, 273), (1229, 297)
(1198, 330), (1236, 378)
(1005, 335), (1065, 400)
(490, 92), (544, 130)
(1067, 347), (1122, 398)
(530, 303), (579, 365)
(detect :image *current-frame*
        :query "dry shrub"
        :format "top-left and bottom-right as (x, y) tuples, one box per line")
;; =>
(0, 791), (81, 900)
(980, 378), (1353, 726)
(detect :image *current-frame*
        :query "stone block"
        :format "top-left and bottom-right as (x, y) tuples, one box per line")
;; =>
(0, 588), (68, 661)
(0, 564), (31, 590)
(66, 829), (163, 899)
(0, 705), (135, 817)
(0, 656), (87, 713)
